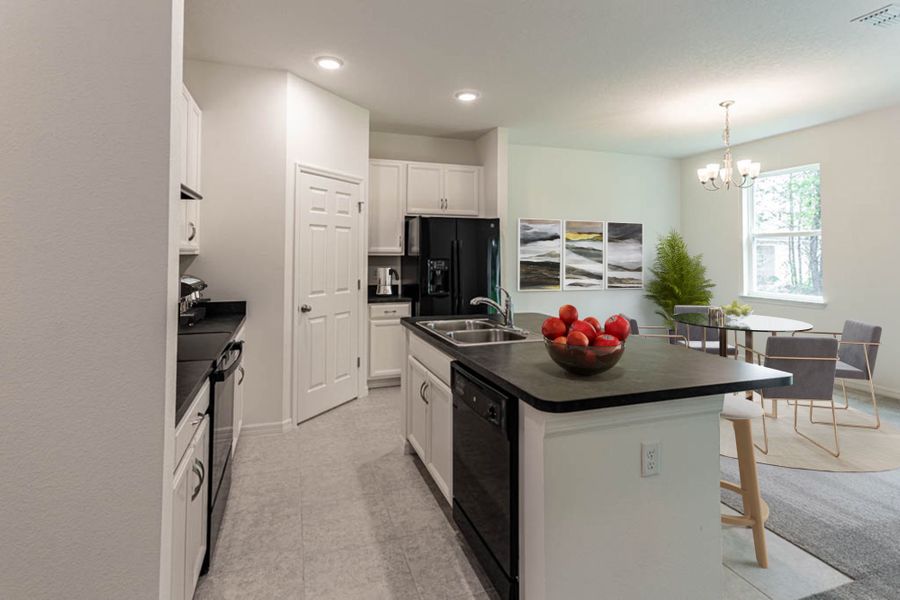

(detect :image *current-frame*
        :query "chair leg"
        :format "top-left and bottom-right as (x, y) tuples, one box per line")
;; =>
(794, 397), (840, 457)
(810, 378), (881, 430)
(732, 419), (768, 568)
(754, 396), (769, 455)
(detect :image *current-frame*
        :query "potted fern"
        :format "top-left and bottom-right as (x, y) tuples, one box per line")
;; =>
(645, 232), (715, 327)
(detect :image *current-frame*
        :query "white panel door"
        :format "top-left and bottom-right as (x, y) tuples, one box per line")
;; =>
(170, 454), (189, 600)
(407, 356), (430, 462)
(296, 170), (360, 422)
(184, 417), (209, 600)
(406, 162), (444, 214)
(368, 160), (405, 254)
(368, 317), (403, 379)
(427, 372), (453, 503)
(443, 165), (480, 215)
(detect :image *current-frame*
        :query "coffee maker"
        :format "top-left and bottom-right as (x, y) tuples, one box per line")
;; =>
(375, 267), (398, 296)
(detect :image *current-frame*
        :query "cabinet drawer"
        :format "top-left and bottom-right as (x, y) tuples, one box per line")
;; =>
(408, 332), (453, 387)
(174, 380), (209, 470)
(369, 303), (410, 319)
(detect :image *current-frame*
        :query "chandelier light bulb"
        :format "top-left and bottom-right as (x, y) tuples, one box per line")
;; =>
(697, 101), (760, 191)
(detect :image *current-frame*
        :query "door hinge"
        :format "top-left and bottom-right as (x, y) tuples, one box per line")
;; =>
(357, 279), (361, 290)
(357, 357), (361, 367)
(357, 201), (364, 214)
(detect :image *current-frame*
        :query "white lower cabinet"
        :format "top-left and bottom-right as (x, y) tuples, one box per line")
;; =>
(405, 344), (453, 504)
(171, 400), (210, 600)
(426, 373), (453, 501)
(407, 356), (430, 461)
(368, 303), (410, 383)
(233, 325), (246, 452)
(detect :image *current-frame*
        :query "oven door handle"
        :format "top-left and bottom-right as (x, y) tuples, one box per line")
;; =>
(212, 340), (244, 381)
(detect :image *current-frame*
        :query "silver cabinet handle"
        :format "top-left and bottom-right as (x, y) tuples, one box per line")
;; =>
(187, 222), (197, 241)
(300, 304), (312, 313)
(191, 458), (205, 500)
(190, 411), (203, 426)
(384, 310), (397, 314)
(398, 234), (402, 247)
(419, 381), (429, 404)
(237, 366), (245, 385)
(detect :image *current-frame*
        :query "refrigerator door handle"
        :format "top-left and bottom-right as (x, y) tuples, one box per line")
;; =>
(450, 239), (458, 313)
(453, 240), (465, 314)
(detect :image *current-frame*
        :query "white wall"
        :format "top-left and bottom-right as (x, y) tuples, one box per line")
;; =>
(184, 60), (289, 429)
(286, 73), (370, 416)
(1, 2), (177, 598)
(475, 127), (509, 219)
(370, 131), (479, 165)
(680, 104), (900, 396)
(506, 144), (681, 325)
(184, 61), (369, 430)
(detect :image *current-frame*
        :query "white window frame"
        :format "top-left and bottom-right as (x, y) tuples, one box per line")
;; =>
(742, 163), (825, 305)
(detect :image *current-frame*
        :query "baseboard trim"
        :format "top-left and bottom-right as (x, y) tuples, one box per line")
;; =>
(240, 418), (293, 437)
(368, 377), (400, 389)
(841, 380), (900, 400)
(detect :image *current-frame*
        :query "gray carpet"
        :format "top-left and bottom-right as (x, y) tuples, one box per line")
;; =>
(721, 429), (900, 600)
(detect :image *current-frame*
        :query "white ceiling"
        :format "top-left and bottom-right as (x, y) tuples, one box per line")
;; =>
(185, 0), (900, 158)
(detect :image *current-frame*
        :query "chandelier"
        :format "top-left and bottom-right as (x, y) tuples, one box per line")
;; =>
(697, 101), (760, 191)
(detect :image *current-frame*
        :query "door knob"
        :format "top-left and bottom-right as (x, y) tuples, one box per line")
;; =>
(300, 304), (312, 313)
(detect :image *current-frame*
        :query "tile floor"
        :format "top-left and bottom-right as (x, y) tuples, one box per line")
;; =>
(196, 386), (852, 599)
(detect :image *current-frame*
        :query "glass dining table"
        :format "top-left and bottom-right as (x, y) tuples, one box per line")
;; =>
(672, 312), (814, 362)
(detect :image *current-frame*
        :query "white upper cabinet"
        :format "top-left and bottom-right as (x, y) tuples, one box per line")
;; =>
(181, 85), (202, 194)
(368, 160), (407, 255)
(442, 165), (480, 215)
(406, 161), (480, 216)
(179, 84), (202, 255)
(406, 162), (445, 214)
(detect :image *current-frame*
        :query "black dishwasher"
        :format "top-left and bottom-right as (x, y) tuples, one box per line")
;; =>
(452, 363), (518, 599)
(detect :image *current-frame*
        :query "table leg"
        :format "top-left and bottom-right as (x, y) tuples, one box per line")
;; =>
(745, 331), (754, 401)
(719, 328), (728, 358)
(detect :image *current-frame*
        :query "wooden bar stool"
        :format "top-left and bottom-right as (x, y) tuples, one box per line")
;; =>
(720, 395), (769, 568)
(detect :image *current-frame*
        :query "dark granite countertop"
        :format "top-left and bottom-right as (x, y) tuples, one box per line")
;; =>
(369, 295), (413, 304)
(402, 312), (792, 413)
(179, 300), (246, 335)
(176, 301), (246, 426)
(176, 361), (213, 424)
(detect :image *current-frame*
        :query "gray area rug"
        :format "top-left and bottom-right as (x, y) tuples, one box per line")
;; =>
(721, 456), (900, 599)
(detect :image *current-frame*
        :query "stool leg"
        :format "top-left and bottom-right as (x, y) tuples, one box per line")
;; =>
(732, 419), (768, 568)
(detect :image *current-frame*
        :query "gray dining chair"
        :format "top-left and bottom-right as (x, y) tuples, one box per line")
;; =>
(673, 305), (737, 356)
(793, 320), (883, 429)
(752, 336), (840, 457)
(627, 318), (687, 346)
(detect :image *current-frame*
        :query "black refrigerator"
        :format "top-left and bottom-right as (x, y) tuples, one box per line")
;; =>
(406, 216), (500, 316)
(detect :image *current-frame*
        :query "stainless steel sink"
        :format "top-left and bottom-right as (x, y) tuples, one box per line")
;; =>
(447, 329), (530, 344)
(417, 318), (540, 346)
(419, 319), (496, 332)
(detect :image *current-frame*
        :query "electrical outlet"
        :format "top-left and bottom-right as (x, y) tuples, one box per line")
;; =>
(641, 442), (660, 477)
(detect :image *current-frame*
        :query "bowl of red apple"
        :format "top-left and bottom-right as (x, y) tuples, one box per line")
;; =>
(542, 305), (630, 376)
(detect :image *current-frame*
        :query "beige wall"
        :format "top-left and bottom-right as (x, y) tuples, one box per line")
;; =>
(1, 2), (177, 598)
(184, 61), (369, 431)
(184, 60), (290, 429)
(507, 144), (681, 325)
(680, 104), (900, 395)
(370, 131), (480, 165)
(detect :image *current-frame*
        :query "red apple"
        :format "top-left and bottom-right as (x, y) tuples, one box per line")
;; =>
(604, 314), (631, 341)
(592, 333), (621, 347)
(541, 317), (568, 340)
(559, 304), (579, 326)
(552, 335), (567, 345)
(566, 331), (590, 346)
(584, 316), (602, 332)
(569, 319), (598, 342)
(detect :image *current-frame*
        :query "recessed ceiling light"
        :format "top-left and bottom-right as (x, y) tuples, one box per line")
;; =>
(454, 90), (481, 103)
(315, 56), (344, 70)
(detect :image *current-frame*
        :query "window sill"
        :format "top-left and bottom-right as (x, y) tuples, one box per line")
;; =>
(740, 293), (827, 309)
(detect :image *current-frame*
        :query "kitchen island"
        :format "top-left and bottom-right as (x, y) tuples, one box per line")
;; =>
(401, 312), (791, 600)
